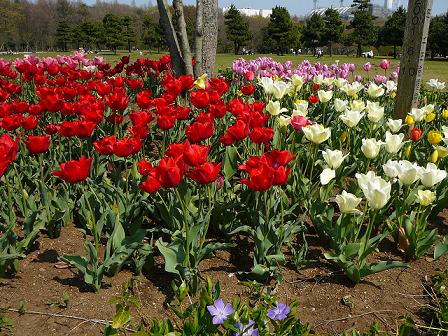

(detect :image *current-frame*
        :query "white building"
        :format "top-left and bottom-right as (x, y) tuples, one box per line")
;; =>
(222, 7), (272, 18)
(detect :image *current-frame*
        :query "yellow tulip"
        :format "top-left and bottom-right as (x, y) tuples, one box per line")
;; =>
(405, 144), (412, 159)
(442, 109), (448, 119)
(430, 150), (439, 163)
(390, 91), (396, 99)
(339, 131), (347, 142)
(428, 130), (443, 145)
(405, 115), (414, 126)
(193, 73), (208, 89)
(236, 90), (243, 97)
(424, 112), (436, 123)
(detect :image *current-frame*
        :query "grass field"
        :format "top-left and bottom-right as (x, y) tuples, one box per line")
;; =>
(1, 50), (448, 83)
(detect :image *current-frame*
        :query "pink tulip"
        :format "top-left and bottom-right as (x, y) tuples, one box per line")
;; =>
(379, 59), (390, 70)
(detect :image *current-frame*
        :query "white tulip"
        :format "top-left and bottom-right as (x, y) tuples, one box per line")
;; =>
(383, 160), (401, 178)
(313, 74), (324, 84)
(366, 101), (384, 123)
(335, 190), (362, 214)
(397, 160), (420, 185)
(422, 104), (435, 115)
(317, 90), (333, 103)
(350, 100), (365, 112)
(367, 83), (385, 98)
(320, 168), (336, 185)
(322, 77), (334, 86)
(339, 109), (365, 128)
(259, 77), (274, 95)
(361, 138), (384, 159)
(417, 190), (436, 206)
(363, 178), (392, 209)
(272, 80), (290, 100)
(420, 163), (447, 187)
(278, 115), (291, 128)
(322, 148), (348, 169)
(334, 77), (347, 88)
(266, 100), (288, 116)
(291, 74), (304, 90)
(409, 108), (426, 122)
(334, 98), (348, 112)
(384, 131), (405, 154)
(385, 80), (397, 93)
(426, 78), (446, 91)
(292, 100), (308, 117)
(386, 118), (402, 133)
(356, 171), (378, 190)
(302, 124), (331, 144)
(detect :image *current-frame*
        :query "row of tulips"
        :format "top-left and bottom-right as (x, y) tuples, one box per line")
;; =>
(0, 53), (447, 292)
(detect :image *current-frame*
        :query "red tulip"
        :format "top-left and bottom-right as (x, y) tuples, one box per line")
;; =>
(113, 137), (143, 157)
(220, 120), (249, 145)
(249, 127), (274, 144)
(136, 90), (152, 109)
(267, 150), (295, 166)
(244, 71), (255, 81)
(185, 120), (214, 143)
(157, 156), (185, 188)
(184, 144), (210, 166)
(187, 162), (222, 184)
(0, 134), (20, 177)
(52, 156), (92, 184)
(137, 159), (153, 175)
(24, 135), (50, 154)
(241, 164), (274, 192)
(308, 95), (319, 104)
(241, 84), (256, 95)
(190, 90), (210, 109)
(130, 111), (153, 126)
(93, 136), (116, 155)
(410, 127), (422, 142)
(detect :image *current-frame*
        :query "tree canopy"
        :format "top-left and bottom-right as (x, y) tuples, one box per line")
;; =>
(224, 5), (252, 55)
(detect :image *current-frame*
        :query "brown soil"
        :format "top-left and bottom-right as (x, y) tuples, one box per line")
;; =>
(0, 209), (447, 336)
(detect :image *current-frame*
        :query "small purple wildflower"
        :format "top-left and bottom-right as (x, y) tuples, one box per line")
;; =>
(235, 320), (259, 336)
(207, 298), (234, 325)
(267, 303), (291, 321)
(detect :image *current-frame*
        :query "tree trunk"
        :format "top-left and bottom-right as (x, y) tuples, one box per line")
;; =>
(197, 0), (218, 77)
(157, 0), (185, 75)
(357, 43), (361, 57)
(393, 44), (397, 59)
(194, 0), (204, 76)
(329, 41), (333, 57)
(128, 39), (131, 52)
(173, 0), (193, 75)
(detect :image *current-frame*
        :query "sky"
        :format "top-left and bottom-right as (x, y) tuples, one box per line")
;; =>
(164, 0), (447, 17)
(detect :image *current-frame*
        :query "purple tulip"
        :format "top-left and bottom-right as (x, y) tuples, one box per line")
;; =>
(362, 62), (372, 72)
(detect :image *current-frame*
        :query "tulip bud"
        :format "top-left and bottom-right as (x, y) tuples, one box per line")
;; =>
(410, 128), (422, 142)
(339, 131), (347, 142)
(430, 150), (439, 163)
(405, 144), (412, 159)
(442, 109), (448, 119)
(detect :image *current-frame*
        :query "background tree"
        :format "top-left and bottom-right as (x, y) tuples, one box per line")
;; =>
(55, 20), (72, 51)
(224, 5), (252, 55)
(122, 15), (135, 52)
(428, 14), (448, 59)
(102, 13), (124, 54)
(378, 6), (406, 58)
(301, 13), (325, 56)
(350, 0), (377, 57)
(322, 8), (344, 57)
(265, 6), (295, 55)
(142, 16), (163, 52)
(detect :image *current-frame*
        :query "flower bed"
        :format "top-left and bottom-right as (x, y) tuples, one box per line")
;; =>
(0, 53), (447, 334)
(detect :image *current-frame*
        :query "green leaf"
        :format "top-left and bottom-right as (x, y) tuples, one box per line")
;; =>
(434, 236), (448, 260)
(111, 304), (131, 329)
(223, 146), (238, 180)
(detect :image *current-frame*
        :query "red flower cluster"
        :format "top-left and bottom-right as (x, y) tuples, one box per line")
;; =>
(239, 150), (295, 191)
(139, 141), (221, 193)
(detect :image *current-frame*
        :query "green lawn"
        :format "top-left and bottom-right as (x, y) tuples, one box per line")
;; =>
(1, 51), (448, 83)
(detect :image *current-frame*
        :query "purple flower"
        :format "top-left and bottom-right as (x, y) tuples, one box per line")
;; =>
(267, 303), (291, 321)
(207, 299), (234, 325)
(235, 320), (258, 336)
(362, 62), (372, 72)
